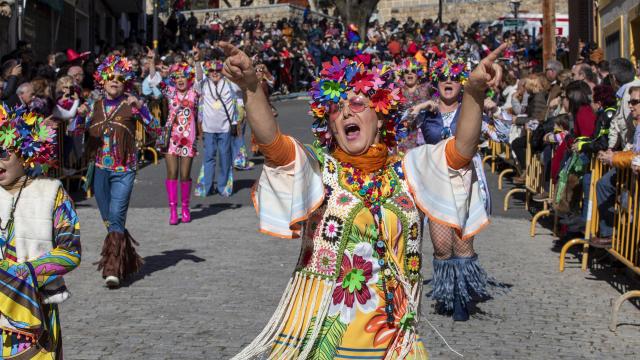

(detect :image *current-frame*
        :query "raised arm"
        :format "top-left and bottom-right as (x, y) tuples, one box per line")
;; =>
(220, 41), (278, 145)
(455, 44), (506, 158)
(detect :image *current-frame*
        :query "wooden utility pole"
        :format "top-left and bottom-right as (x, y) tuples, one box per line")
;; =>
(542, 0), (556, 67)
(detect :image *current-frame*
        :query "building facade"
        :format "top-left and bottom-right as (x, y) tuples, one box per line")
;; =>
(375, 0), (567, 27)
(1, 0), (147, 60)
(597, 0), (639, 64)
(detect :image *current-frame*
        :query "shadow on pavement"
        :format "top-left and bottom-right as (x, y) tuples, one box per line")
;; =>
(233, 179), (257, 192)
(121, 249), (206, 287)
(190, 202), (242, 220)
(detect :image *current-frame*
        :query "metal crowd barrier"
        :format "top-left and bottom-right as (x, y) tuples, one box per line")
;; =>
(504, 130), (530, 211)
(502, 129), (554, 236)
(497, 142), (515, 191)
(49, 113), (160, 198)
(136, 121), (159, 165)
(560, 161), (640, 331)
(559, 158), (608, 271)
(482, 140), (516, 190)
(608, 167), (640, 331)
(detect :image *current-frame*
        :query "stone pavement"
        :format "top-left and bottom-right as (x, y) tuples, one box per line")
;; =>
(59, 100), (639, 359)
(62, 199), (640, 359)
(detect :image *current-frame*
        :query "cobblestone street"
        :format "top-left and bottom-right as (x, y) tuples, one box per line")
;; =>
(61, 100), (640, 359)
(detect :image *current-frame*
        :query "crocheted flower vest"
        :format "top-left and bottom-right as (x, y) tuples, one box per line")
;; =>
(233, 148), (425, 360)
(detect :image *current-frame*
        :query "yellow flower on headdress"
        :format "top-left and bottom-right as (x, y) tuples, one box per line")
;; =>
(23, 112), (39, 126)
(0, 105), (9, 126)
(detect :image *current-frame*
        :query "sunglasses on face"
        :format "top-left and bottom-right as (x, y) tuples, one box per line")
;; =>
(106, 74), (126, 83)
(0, 148), (11, 161)
(629, 99), (640, 106)
(328, 96), (369, 121)
(438, 74), (461, 82)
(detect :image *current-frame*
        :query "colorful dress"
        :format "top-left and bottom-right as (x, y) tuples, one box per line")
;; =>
(235, 138), (488, 359)
(0, 181), (81, 359)
(165, 87), (199, 158)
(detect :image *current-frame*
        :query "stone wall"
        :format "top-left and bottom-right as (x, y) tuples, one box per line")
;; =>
(183, 3), (335, 25)
(376, 0), (568, 26)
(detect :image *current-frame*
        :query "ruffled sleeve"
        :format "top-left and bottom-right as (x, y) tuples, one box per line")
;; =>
(403, 137), (489, 239)
(252, 137), (325, 238)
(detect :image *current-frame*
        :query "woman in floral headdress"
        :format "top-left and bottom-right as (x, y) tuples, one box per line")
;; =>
(150, 61), (200, 225)
(86, 55), (160, 288)
(221, 38), (506, 358)
(395, 58), (432, 154)
(418, 57), (500, 321)
(0, 105), (81, 357)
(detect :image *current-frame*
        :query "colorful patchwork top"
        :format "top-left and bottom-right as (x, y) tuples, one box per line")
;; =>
(0, 180), (81, 358)
(236, 138), (488, 360)
(87, 96), (160, 172)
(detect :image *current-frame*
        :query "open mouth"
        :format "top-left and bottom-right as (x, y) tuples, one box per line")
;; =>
(344, 123), (361, 141)
(443, 85), (454, 97)
(0, 168), (6, 177)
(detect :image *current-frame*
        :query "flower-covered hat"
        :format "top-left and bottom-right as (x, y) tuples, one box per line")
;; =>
(309, 57), (406, 148)
(93, 55), (136, 90)
(0, 105), (56, 171)
(168, 62), (195, 86)
(429, 58), (470, 85)
(203, 60), (223, 73)
(396, 58), (426, 78)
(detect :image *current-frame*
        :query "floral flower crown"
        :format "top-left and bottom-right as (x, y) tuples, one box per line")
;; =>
(203, 60), (223, 73)
(0, 105), (56, 171)
(93, 55), (136, 90)
(309, 57), (406, 148)
(396, 58), (426, 78)
(168, 62), (195, 86)
(429, 58), (470, 85)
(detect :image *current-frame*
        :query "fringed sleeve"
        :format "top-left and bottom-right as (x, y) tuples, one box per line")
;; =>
(403, 137), (489, 239)
(252, 137), (325, 238)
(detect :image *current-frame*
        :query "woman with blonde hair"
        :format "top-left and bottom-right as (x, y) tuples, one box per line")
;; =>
(511, 73), (551, 184)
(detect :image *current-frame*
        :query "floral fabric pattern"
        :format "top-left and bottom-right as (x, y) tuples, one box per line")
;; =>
(329, 243), (380, 324)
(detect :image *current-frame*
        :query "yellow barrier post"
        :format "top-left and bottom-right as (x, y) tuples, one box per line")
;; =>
(607, 168), (640, 331)
(559, 158), (606, 271)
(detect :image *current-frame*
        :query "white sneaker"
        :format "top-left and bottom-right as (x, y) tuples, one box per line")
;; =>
(105, 276), (120, 288)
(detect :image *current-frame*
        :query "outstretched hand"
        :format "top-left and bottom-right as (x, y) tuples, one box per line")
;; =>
(466, 43), (507, 96)
(220, 41), (258, 92)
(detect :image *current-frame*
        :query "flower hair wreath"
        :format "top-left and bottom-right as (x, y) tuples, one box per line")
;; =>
(309, 57), (406, 149)
(93, 55), (136, 91)
(0, 105), (57, 172)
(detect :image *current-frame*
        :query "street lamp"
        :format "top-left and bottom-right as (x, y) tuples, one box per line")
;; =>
(510, 0), (521, 34)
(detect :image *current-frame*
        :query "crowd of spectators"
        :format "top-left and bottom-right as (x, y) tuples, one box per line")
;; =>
(2, 9), (640, 205)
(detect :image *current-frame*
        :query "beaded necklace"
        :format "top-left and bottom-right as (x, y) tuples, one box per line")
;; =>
(340, 161), (398, 324)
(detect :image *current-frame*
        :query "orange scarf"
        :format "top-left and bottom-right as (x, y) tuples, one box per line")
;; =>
(332, 143), (389, 174)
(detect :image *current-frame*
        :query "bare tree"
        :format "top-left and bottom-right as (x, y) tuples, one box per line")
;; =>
(332, 0), (379, 37)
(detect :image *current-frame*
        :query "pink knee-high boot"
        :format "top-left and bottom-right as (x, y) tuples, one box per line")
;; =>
(181, 179), (192, 223)
(165, 179), (179, 225)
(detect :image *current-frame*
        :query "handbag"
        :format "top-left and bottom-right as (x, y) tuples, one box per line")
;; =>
(83, 161), (95, 193)
(156, 110), (176, 152)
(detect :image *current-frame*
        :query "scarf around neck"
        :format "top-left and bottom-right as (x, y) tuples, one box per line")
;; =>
(332, 143), (389, 174)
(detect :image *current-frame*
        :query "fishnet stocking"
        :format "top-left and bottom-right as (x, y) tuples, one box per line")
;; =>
(429, 222), (476, 259)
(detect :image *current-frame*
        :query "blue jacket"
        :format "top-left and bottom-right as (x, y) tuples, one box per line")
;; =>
(419, 108), (461, 145)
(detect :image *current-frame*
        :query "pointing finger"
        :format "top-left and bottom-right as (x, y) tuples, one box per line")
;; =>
(219, 41), (240, 57)
(484, 43), (508, 64)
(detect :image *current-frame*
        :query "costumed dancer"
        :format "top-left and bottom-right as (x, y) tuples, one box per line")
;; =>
(221, 40), (505, 358)
(86, 55), (160, 288)
(395, 58), (431, 154)
(194, 60), (236, 198)
(155, 61), (199, 225)
(418, 57), (500, 321)
(0, 105), (81, 357)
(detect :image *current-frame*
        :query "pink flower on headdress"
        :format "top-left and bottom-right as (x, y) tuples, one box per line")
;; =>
(321, 57), (349, 81)
(350, 71), (374, 94)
